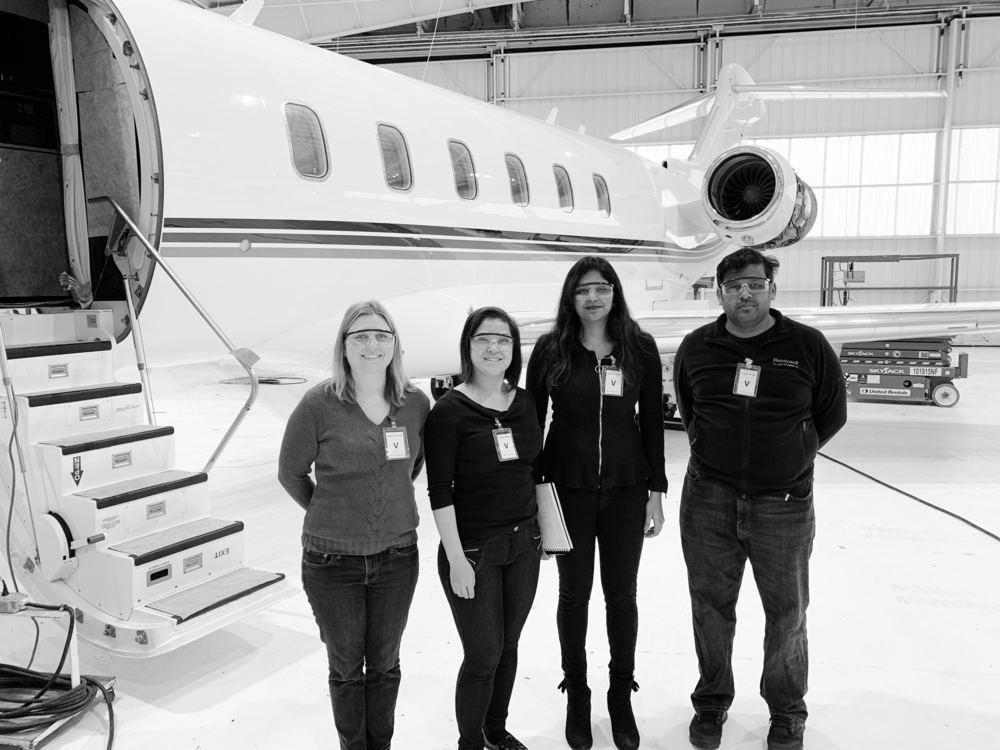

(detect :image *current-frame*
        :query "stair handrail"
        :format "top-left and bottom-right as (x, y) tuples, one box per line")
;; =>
(88, 196), (260, 474)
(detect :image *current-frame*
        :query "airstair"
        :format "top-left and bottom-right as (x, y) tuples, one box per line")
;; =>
(0, 199), (291, 657)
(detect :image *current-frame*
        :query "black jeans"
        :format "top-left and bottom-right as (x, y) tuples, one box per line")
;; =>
(437, 522), (542, 750)
(679, 467), (815, 725)
(555, 483), (647, 683)
(302, 544), (420, 750)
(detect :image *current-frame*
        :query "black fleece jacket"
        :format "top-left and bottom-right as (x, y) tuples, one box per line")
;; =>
(673, 309), (847, 495)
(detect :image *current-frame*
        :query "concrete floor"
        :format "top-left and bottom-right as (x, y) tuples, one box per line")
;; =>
(2, 348), (999, 750)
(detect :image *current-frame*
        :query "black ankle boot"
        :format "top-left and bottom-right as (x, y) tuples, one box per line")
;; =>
(558, 678), (593, 750)
(607, 677), (640, 750)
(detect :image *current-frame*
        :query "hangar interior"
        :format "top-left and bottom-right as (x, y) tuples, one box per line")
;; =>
(1, 1), (999, 749)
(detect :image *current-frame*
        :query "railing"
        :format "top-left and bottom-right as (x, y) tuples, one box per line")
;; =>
(88, 196), (260, 473)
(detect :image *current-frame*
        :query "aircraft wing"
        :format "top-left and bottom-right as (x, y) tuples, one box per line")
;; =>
(516, 301), (1000, 359)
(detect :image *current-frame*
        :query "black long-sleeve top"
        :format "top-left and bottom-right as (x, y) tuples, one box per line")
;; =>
(673, 309), (848, 495)
(526, 332), (668, 493)
(424, 387), (543, 542)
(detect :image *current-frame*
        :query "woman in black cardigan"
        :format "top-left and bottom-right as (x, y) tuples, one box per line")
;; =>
(526, 257), (667, 750)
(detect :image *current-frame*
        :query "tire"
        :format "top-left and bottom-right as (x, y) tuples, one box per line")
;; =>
(931, 383), (960, 407)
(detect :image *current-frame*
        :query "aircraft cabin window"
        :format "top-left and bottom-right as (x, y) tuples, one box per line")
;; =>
(283, 103), (328, 179)
(593, 174), (611, 217)
(553, 165), (574, 212)
(505, 154), (529, 207)
(377, 124), (413, 191)
(449, 140), (478, 200)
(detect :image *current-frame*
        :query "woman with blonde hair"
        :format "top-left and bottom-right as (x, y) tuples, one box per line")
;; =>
(279, 300), (430, 750)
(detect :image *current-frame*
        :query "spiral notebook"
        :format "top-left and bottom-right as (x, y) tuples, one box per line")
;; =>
(535, 483), (573, 554)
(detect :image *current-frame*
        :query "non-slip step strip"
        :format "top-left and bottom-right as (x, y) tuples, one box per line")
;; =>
(40, 425), (175, 455)
(73, 469), (207, 510)
(109, 517), (243, 566)
(25, 382), (142, 407)
(145, 567), (286, 624)
(5, 340), (112, 360)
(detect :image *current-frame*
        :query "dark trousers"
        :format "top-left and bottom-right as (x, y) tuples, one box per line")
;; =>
(438, 523), (542, 750)
(679, 468), (815, 724)
(555, 483), (647, 683)
(302, 544), (420, 750)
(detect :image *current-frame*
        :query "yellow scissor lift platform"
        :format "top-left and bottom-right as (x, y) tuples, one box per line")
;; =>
(840, 338), (968, 407)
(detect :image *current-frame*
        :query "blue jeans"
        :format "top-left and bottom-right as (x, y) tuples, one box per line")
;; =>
(679, 467), (815, 725)
(437, 522), (542, 750)
(302, 544), (420, 750)
(555, 483), (647, 684)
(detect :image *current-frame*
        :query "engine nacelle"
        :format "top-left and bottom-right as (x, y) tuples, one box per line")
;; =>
(702, 146), (817, 250)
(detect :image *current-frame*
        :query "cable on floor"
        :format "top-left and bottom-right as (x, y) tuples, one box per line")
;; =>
(0, 601), (115, 750)
(219, 376), (307, 386)
(818, 451), (1000, 544)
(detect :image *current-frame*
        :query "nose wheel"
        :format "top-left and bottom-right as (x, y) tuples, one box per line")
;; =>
(931, 382), (960, 407)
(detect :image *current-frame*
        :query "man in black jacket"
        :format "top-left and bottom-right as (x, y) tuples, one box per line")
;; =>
(672, 248), (847, 750)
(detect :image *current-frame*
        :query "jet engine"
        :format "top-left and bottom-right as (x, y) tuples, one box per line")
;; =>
(702, 146), (817, 250)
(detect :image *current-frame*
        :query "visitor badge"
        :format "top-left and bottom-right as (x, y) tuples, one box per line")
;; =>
(733, 359), (761, 398)
(383, 420), (410, 460)
(602, 366), (623, 397)
(492, 419), (519, 461)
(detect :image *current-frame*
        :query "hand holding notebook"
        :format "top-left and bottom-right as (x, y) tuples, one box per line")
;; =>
(535, 483), (573, 554)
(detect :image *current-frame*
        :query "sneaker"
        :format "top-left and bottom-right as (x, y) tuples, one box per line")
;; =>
(688, 711), (727, 750)
(766, 717), (805, 750)
(483, 730), (528, 750)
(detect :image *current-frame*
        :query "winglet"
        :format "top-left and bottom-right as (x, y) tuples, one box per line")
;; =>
(545, 107), (559, 125)
(230, 0), (264, 26)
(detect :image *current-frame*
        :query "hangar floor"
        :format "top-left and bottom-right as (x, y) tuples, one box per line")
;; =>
(2, 348), (999, 750)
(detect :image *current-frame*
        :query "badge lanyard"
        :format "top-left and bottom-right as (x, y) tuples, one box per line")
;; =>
(492, 417), (519, 462)
(596, 355), (623, 397)
(733, 358), (761, 398)
(383, 414), (410, 460)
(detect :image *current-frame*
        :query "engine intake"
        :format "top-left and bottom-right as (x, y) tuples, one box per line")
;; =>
(702, 146), (817, 250)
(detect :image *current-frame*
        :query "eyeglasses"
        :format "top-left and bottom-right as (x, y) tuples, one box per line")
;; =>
(573, 283), (614, 299)
(720, 277), (770, 297)
(470, 334), (514, 351)
(345, 329), (396, 347)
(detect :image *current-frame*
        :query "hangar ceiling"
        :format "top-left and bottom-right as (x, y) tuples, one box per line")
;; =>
(187, 0), (1000, 59)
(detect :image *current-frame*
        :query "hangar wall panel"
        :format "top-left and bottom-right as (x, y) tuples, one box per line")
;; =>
(383, 60), (489, 101)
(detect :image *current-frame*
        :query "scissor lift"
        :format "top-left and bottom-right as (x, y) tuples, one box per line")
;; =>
(840, 338), (968, 407)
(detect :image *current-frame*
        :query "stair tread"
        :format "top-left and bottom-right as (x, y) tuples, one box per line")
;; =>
(39, 425), (174, 455)
(6, 340), (111, 359)
(109, 516), (241, 560)
(73, 469), (207, 510)
(24, 382), (142, 407)
(145, 567), (286, 624)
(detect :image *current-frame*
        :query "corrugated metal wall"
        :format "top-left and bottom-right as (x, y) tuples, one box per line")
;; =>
(381, 18), (1000, 310)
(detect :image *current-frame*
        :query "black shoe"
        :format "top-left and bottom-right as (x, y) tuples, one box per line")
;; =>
(483, 730), (529, 750)
(766, 717), (804, 750)
(607, 678), (640, 750)
(558, 678), (593, 750)
(688, 711), (727, 750)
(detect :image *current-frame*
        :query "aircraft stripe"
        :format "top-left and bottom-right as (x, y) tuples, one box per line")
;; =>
(163, 217), (678, 250)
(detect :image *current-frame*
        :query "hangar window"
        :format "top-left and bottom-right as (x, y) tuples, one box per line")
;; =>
(377, 124), (413, 191)
(947, 127), (1000, 234)
(593, 174), (611, 217)
(505, 154), (529, 206)
(553, 165), (574, 212)
(449, 140), (478, 200)
(283, 103), (328, 179)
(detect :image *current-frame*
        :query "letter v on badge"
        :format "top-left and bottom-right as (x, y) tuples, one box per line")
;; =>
(733, 359), (761, 397)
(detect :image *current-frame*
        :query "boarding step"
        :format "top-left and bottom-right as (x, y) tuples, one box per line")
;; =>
(145, 567), (286, 624)
(53, 470), (209, 544)
(6, 340), (114, 391)
(3, 382), (145, 443)
(0, 309), (114, 346)
(69, 516), (245, 617)
(35, 425), (176, 496)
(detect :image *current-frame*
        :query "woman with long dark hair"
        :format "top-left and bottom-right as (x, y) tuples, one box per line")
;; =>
(278, 300), (430, 750)
(526, 258), (667, 750)
(425, 306), (545, 750)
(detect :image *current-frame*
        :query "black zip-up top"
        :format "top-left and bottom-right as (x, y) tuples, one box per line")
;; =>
(526, 331), (668, 493)
(673, 310), (847, 495)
